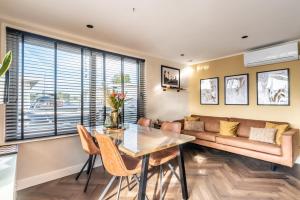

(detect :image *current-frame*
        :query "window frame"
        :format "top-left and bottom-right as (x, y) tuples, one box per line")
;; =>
(3, 27), (145, 142)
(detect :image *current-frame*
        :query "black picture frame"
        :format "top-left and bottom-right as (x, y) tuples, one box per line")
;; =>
(161, 65), (180, 89)
(200, 77), (219, 105)
(256, 68), (290, 106)
(224, 73), (249, 105)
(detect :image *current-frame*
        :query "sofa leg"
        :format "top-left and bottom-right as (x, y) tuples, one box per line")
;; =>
(271, 164), (277, 171)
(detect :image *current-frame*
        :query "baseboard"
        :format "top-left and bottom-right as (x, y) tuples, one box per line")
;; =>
(16, 159), (102, 191)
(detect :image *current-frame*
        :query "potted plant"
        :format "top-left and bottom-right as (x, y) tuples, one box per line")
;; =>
(0, 51), (12, 77)
(107, 91), (126, 128)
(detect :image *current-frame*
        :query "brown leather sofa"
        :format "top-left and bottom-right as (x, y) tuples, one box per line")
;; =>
(178, 115), (299, 167)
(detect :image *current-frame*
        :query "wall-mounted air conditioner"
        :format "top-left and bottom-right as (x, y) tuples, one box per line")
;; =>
(244, 41), (299, 67)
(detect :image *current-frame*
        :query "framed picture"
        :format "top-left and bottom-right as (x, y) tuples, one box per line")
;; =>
(161, 65), (180, 88)
(224, 74), (249, 105)
(257, 69), (290, 106)
(200, 77), (219, 105)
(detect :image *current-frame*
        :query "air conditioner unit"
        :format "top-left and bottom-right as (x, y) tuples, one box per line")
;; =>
(244, 41), (299, 67)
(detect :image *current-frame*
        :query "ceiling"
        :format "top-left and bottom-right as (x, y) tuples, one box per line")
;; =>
(0, 0), (300, 63)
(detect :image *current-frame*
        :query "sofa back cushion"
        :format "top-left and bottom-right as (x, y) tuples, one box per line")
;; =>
(191, 115), (228, 132)
(230, 117), (288, 138)
(184, 121), (204, 131)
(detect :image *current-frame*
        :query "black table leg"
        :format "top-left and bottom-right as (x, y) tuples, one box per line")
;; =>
(138, 154), (149, 200)
(178, 145), (188, 200)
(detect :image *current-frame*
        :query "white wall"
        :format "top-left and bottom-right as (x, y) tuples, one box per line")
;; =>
(0, 17), (189, 190)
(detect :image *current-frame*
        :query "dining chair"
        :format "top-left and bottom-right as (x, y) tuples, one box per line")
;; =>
(95, 133), (149, 200)
(76, 124), (105, 192)
(137, 117), (152, 127)
(149, 122), (182, 199)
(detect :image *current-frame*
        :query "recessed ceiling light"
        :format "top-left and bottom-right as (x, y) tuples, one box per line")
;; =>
(241, 35), (248, 39)
(180, 53), (185, 57)
(86, 24), (94, 29)
(188, 59), (193, 62)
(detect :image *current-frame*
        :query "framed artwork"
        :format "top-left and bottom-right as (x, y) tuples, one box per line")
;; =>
(200, 77), (219, 105)
(224, 74), (249, 105)
(257, 69), (290, 106)
(161, 65), (180, 88)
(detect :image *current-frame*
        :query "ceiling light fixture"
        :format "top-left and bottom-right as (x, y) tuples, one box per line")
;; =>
(241, 35), (248, 39)
(86, 24), (94, 29)
(180, 53), (185, 57)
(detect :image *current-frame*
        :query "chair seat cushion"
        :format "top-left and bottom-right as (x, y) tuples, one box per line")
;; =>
(182, 130), (217, 142)
(216, 136), (282, 156)
(149, 147), (178, 167)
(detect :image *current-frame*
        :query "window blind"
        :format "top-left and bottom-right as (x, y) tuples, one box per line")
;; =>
(4, 27), (145, 141)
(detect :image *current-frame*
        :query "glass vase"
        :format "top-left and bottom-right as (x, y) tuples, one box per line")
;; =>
(110, 110), (119, 128)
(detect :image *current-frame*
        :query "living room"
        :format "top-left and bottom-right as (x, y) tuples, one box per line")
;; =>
(0, 1), (299, 200)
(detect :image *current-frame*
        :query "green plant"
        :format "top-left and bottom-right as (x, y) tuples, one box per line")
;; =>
(0, 51), (12, 77)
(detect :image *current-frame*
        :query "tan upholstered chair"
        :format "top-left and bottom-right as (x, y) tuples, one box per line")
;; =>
(149, 122), (182, 199)
(95, 133), (149, 200)
(137, 117), (152, 127)
(76, 125), (104, 192)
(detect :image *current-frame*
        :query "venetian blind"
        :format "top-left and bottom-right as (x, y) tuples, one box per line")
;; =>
(3, 27), (145, 141)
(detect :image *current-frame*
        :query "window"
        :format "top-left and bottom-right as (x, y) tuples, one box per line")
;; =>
(2, 28), (145, 141)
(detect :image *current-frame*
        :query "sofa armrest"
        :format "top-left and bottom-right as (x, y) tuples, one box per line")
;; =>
(281, 128), (299, 166)
(282, 129), (298, 136)
(173, 119), (184, 130)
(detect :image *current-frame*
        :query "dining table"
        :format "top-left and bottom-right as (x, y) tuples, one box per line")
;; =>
(88, 123), (195, 200)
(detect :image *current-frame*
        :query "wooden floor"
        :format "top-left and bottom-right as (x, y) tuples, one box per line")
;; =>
(17, 146), (300, 200)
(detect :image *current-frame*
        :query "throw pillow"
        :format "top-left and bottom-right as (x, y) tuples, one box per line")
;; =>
(184, 116), (200, 121)
(265, 122), (289, 145)
(184, 121), (204, 131)
(249, 127), (277, 144)
(219, 120), (240, 136)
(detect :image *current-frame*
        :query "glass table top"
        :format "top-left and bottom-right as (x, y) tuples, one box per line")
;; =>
(89, 124), (195, 158)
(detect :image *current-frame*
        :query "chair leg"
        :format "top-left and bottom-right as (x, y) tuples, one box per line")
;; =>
(76, 156), (90, 180)
(126, 176), (132, 191)
(86, 155), (93, 174)
(84, 155), (96, 192)
(98, 176), (117, 200)
(159, 165), (163, 200)
(116, 177), (123, 200)
(167, 163), (181, 182)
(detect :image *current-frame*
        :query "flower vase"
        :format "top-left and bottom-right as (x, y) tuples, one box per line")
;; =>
(111, 110), (119, 128)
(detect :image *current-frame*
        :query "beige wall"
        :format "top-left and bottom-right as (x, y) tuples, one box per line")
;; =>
(189, 54), (300, 162)
(0, 17), (189, 186)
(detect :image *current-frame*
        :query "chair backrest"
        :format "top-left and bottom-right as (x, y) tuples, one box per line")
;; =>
(95, 134), (130, 177)
(137, 117), (152, 127)
(77, 125), (99, 155)
(161, 122), (182, 134)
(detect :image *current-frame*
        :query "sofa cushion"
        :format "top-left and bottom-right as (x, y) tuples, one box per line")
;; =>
(184, 116), (200, 121)
(182, 130), (217, 142)
(219, 120), (240, 137)
(216, 136), (281, 156)
(265, 122), (289, 145)
(184, 121), (204, 131)
(191, 115), (228, 133)
(249, 127), (276, 144)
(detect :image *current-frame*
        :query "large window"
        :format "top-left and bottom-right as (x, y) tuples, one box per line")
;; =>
(1, 28), (145, 141)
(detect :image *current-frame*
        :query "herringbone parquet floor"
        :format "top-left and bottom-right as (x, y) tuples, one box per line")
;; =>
(17, 146), (300, 200)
